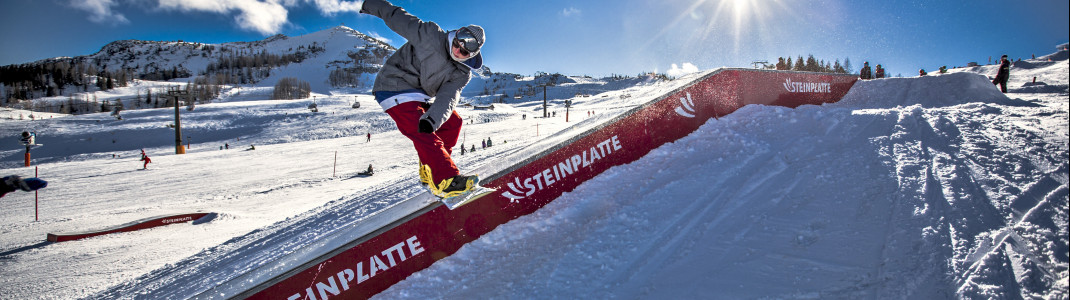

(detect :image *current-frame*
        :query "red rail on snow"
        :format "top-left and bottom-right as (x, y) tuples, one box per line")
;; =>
(46, 212), (212, 242)
(245, 69), (858, 299)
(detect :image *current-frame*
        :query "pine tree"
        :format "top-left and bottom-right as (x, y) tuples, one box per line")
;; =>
(805, 55), (818, 72)
(833, 59), (846, 73)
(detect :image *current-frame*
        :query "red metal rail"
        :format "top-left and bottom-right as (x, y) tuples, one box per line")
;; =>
(47, 212), (212, 242)
(242, 69), (858, 299)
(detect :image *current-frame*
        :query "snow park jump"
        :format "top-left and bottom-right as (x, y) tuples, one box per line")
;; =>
(223, 68), (858, 299)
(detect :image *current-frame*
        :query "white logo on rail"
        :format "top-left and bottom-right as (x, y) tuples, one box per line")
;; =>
(673, 92), (696, 118)
(503, 135), (623, 201)
(783, 78), (831, 93)
(286, 235), (426, 300)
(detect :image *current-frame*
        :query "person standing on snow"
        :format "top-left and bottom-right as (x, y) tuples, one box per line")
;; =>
(993, 54), (1011, 93)
(140, 149), (152, 170)
(360, 0), (485, 197)
(875, 64), (886, 79)
(859, 61), (873, 80)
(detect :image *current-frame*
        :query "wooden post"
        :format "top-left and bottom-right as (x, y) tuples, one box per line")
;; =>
(333, 151), (338, 178)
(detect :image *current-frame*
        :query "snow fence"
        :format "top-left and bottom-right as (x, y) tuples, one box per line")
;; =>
(233, 68), (859, 299)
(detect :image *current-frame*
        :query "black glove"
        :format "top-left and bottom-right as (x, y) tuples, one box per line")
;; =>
(418, 118), (435, 133)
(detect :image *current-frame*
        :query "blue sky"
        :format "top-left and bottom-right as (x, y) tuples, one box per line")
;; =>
(1, 0), (1067, 78)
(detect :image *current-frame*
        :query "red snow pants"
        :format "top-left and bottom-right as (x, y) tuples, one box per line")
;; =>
(386, 101), (462, 184)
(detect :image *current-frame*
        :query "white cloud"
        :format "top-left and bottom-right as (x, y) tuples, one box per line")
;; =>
(69, 0), (130, 25)
(68, 0), (362, 34)
(156, 0), (288, 35)
(560, 7), (581, 17)
(367, 31), (392, 45)
(309, 0), (363, 16)
(666, 63), (700, 78)
(152, 0), (361, 35)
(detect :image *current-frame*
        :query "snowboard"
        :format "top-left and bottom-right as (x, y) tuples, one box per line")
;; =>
(429, 175), (496, 210)
(439, 185), (496, 210)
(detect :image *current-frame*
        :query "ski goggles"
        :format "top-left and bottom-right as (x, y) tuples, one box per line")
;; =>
(452, 28), (481, 57)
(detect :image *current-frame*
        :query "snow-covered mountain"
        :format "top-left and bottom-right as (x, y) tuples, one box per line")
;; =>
(0, 24), (671, 167)
(52, 26), (393, 92)
(2, 24), (665, 122)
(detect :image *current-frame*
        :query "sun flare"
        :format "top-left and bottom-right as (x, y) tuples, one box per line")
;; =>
(730, 0), (751, 20)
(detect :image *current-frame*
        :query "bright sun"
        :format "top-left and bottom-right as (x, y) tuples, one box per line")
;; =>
(638, 0), (783, 57)
(730, 0), (751, 19)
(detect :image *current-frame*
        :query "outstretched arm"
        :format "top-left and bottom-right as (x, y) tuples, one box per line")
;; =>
(361, 0), (442, 45)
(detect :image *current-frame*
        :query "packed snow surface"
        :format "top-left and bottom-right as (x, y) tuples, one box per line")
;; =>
(1, 48), (1067, 299)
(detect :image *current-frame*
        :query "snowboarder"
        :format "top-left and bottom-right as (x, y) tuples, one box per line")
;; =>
(993, 55), (1011, 93)
(0, 175), (47, 198)
(367, 133), (371, 142)
(875, 64), (885, 79)
(361, 0), (486, 198)
(859, 62), (873, 80)
(918, 69), (927, 77)
(359, 164), (375, 176)
(140, 149), (152, 170)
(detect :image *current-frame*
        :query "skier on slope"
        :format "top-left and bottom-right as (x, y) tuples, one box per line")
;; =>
(140, 149), (152, 170)
(360, 0), (485, 198)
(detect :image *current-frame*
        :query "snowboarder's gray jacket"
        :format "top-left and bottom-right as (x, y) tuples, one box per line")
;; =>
(361, 0), (483, 132)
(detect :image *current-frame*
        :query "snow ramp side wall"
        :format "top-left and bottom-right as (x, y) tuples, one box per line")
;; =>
(244, 69), (858, 299)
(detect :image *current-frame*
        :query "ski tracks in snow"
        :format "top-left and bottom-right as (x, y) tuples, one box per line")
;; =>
(93, 175), (422, 299)
(869, 100), (1068, 299)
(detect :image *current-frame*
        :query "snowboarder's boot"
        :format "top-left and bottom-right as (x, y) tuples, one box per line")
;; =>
(430, 175), (477, 198)
(419, 163), (432, 186)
